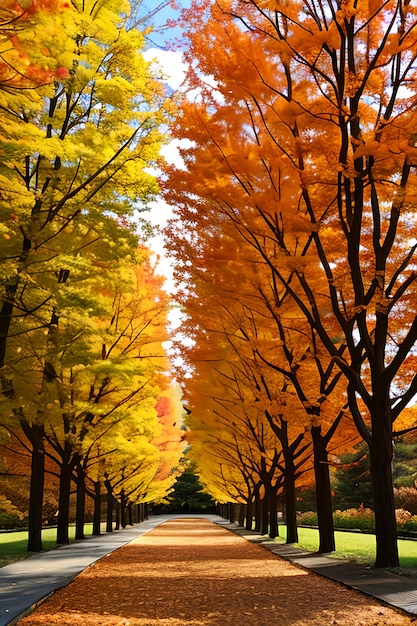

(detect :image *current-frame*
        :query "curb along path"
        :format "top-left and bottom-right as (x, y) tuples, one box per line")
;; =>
(9, 517), (417, 626)
(223, 521), (417, 617)
(0, 515), (180, 626)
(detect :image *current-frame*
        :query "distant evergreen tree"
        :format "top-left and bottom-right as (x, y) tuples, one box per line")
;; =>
(332, 438), (417, 511)
(332, 443), (373, 509)
(153, 466), (215, 514)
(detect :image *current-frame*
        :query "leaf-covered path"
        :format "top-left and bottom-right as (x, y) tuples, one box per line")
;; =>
(18, 518), (417, 626)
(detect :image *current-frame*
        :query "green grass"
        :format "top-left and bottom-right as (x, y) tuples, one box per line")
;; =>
(274, 526), (417, 576)
(3, 524), (417, 577)
(0, 524), (101, 568)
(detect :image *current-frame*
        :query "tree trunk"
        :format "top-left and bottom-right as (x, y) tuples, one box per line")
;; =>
(261, 495), (269, 535)
(75, 458), (85, 540)
(92, 481), (101, 535)
(245, 497), (253, 531)
(105, 480), (113, 533)
(254, 494), (262, 532)
(121, 490), (127, 528)
(26, 424), (45, 552)
(57, 459), (72, 544)
(128, 503), (133, 526)
(284, 458), (298, 544)
(311, 426), (335, 553)
(115, 500), (120, 530)
(370, 427), (399, 567)
(269, 488), (279, 539)
(238, 503), (246, 527)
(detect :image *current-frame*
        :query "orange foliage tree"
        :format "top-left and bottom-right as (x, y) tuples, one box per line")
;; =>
(164, 0), (417, 567)
(0, 0), (70, 91)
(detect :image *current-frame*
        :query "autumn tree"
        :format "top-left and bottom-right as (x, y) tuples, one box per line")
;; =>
(167, 232), (317, 539)
(164, 0), (417, 568)
(0, 0), (171, 551)
(0, 0), (71, 93)
(164, 184), (359, 546)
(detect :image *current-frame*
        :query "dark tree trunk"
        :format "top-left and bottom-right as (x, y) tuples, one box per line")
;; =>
(269, 488), (279, 539)
(115, 500), (120, 530)
(245, 497), (253, 531)
(311, 426), (335, 553)
(128, 503), (133, 526)
(261, 495), (269, 535)
(254, 493), (262, 532)
(121, 490), (127, 528)
(144, 503), (149, 520)
(25, 424), (45, 552)
(370, 427), (399, 567)
(57, 458), (73, 545)
(284, 458), (298, 544)
(238, 503), (246, 527)
(92, 481), (101, 536)
(75, 458), (85, 540)
(105, 480), (113, 533)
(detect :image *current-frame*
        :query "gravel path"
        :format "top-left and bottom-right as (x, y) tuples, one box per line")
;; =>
(18, 518), (417, 626)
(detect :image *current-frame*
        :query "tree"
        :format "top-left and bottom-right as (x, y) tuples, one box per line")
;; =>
(0, 0), (170, 551)
(164, 0), (417, 568)
(0, 0), (71, 92)
(154, 459), (215, 513)
(167, 236), (315, 539)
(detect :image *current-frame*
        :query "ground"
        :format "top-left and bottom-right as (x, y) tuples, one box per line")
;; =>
(18, 518), (417, 626)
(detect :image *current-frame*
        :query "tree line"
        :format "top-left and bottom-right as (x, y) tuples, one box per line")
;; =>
(163, 0), (417, 569)
(0, 0), (184, 552)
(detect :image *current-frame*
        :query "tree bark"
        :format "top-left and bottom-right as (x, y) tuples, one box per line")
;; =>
(370, 423), (399, 567)
(311, 426), (335, 553)
(56, 460), (73, 544)
(261, 494), (269, 535)
(115, 500), (120, 530)
(92, 481), (101, 535)
(269, 488), (279, 539)
(238, 503), (246, 527)
(121, 489), (127, 528)
(284, 458), (298, 544)
(75, 457), (85, 540)
(25, 423), (45, 552)
(105, 480), (113, 533)
(254, 493), (262, 532)
(245, 497), (253, 531)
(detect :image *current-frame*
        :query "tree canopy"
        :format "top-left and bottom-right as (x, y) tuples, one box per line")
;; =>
(0, 0), (185, 550)
(163, 0), (417, 568)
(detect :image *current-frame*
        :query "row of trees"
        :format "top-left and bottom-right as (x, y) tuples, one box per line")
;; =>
(0, 1), (185, 551)
(163, 0), (417, 568)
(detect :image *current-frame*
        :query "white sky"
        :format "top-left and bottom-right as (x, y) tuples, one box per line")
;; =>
(141, 48), (190, 299)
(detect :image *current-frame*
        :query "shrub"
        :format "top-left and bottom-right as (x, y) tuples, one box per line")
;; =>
(333, 506), (375, 532)
(394, 487), (417, 515)
(297, 511), (318, 526)
(0, 494), (26, 529)
(298, 505), (417, 534)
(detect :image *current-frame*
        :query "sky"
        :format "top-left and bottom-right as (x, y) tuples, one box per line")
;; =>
(138, 1), (193, 296)
(140, 0), (192, 50)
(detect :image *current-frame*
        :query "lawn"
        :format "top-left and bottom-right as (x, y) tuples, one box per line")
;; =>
(274, 526), (417, 576)
(0, 524), (104, 568)
(2, 523), (417, 576)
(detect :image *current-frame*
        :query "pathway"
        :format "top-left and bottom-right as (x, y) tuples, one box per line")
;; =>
(2, 516), (416, 626)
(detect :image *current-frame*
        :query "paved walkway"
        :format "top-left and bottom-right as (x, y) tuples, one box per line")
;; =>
(1, 515), (417, 624)
(1, 515), (220, 626)
(224, 521), (417, 616)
